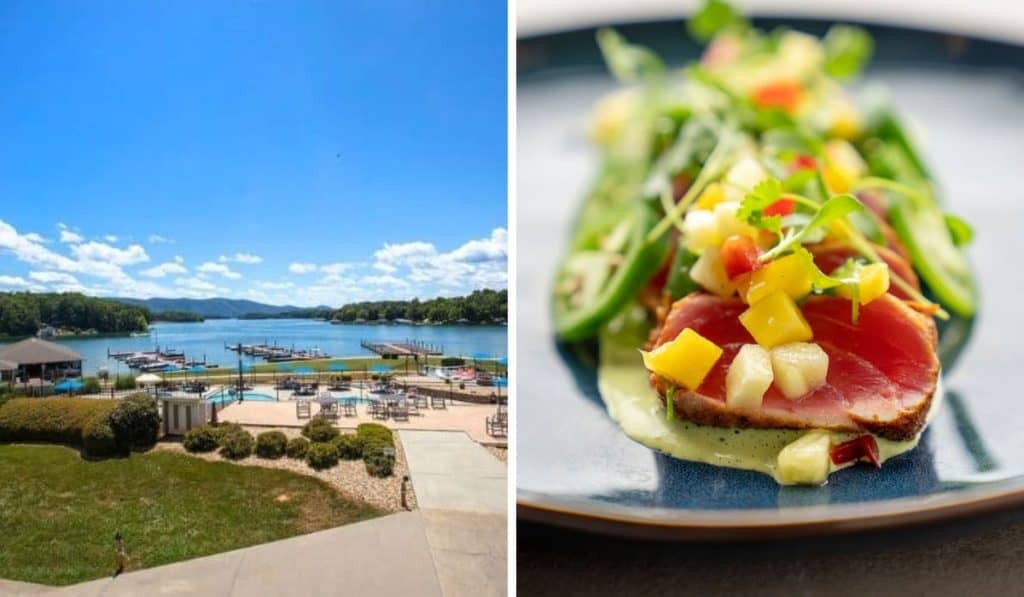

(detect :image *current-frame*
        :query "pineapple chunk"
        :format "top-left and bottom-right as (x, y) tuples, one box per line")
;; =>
(744, 252), (814, 305)
(725, 344), (774, 410)
(690, 247), (735, 298)
(837, 263), (890, 305)
(777, 430), (831, 485)
(641, 328), (723, 390)
(777, 31), (825, 81)
(739, 290), (813, 348)
(589, 89), (638, 144)
(770, 342), (830, 400)
(724, 155), (768, 201)
(682, 209), (721, 253)
(694, 182), (726, 210)
(822, 139), (867, 194)
(714, 200), (756, 240)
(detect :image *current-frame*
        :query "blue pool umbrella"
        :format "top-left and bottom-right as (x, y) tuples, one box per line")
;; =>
(54, 379), (84, 394)
(327, 362), (349, 372)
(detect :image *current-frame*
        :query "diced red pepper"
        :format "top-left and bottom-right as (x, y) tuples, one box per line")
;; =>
(790, 154), (817, 172)
(751, 81), (804, 114)
(764, 198), (795, 217)
(719, 235), (761, 280)
(829, 435), (881, 468)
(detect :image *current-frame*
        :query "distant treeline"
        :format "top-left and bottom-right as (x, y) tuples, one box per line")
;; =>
(0, 292), (150, 337)
(331, 289), (507, 324)
(151, 310), (205, 323)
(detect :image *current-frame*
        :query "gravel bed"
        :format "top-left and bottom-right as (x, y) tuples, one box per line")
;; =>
(156, 426), (416, 513)
(486, 446), (508, 464)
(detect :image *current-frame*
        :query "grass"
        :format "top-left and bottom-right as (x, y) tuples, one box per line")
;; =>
(161, 355), (507, 380)
(0, 444), (381, 586)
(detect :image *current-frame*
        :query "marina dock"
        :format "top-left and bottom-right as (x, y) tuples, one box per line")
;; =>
(360, 339), (443, 358)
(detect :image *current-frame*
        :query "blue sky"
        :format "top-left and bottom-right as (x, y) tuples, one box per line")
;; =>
(0, 0), (507, 307)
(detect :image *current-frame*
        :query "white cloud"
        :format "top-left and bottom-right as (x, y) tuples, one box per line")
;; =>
(289, 262), (317, 274)
(197, 261), (241, 279)
(103, 235), (118, 243)
(24, 233), (47, 243)
(70, 241), (149, 266)
(449, 228), (508, 263)
(255, 281), (295, 290)
(59, 229), (84, 244)
(0, 219), (80, 271)
(373, 241), (437, 265)
(0, 275), (33, 288)
(28, 271), (79, 285)
(360, 274), (410, 288)
(139, 260), (188, 278)
(147, 234), (171, 244)
(320, 262), (356, 275)
(219, 252), (263, 264)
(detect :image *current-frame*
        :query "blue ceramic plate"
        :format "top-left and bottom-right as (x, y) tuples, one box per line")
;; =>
(517, 18), (1024, 539)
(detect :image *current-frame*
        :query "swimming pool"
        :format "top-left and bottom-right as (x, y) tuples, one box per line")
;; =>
(206, 391), (276, 406)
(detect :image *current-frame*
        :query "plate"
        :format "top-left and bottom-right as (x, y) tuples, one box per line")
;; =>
(516, 17), (1024, 539)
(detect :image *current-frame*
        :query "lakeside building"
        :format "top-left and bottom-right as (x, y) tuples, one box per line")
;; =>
(0, 337), (84, 385)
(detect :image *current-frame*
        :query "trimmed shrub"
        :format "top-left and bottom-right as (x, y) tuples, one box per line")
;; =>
(440, 357), (465, 367)
(356, 423), (394, 451)
(286, 437), (310, 459)
(332, 434), (362, 460)
(81, 416), (120, 458)
(211, 422), (245, 444)
(305, 442), (339, 470)
(81, 377), (103, 394)
(301, 416), (339, 443)
(113, 376), (137, 391)
(364, 448), (395, 477)
(183, 425), (220, 453)
(0, 398), (117, 445)
(108, 393), (160, 448)
(255, 431), (288, 459)
(218, 427), (254, 460)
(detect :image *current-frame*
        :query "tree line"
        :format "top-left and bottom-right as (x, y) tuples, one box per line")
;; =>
(331, 289), (507, 324)
(150, 310), (205, 323)
(0, 292), (150, 337)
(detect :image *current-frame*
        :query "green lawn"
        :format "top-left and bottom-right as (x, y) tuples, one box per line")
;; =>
(0, 445), (381, 586)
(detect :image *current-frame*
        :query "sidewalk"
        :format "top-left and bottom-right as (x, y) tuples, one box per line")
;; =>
(400, 430), (508, 597)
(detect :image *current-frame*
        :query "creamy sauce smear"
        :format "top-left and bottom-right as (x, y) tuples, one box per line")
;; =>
(598, 317), (942, 485)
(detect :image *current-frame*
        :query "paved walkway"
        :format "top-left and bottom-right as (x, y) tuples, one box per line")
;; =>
(220, 400), (507, 445)
(400, 430), (507, 597)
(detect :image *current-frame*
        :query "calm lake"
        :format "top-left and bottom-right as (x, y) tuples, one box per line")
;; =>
(23, 319), (508, 374)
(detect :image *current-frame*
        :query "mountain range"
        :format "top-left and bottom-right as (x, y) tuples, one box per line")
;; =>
(112, 297), (306, 319)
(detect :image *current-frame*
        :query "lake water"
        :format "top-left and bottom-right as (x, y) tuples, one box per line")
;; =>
(19, 319), (507, 374)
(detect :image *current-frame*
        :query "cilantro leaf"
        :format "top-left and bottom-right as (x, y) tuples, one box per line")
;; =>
(761, 194), (864, 260)
(737, 178), (784, 233)
(823, 25), (874, 80)
(687, 0), (748, 43)
(945, 213), (974, 247)
(596, 29), (665, 83)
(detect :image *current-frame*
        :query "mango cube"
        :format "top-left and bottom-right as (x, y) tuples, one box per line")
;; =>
(724, 155), (768, 201)
(837, 263), (890, 305)
(744, 253), (814, 305)
(714, 200), (756, 240)
(689, 247), (735, 298)
(739, 290), (813, 348)
(694, 182), (726, 210)
(641, 328), (723, 390)
(725, 344), (774, 410)
(822, 139), (867, 194)
(770, 342), (829, 400)
(682, 209), (721, 253)
(777, 430), (831, 485)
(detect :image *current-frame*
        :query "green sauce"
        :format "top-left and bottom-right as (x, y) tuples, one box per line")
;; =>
(598, 311), (941, 485)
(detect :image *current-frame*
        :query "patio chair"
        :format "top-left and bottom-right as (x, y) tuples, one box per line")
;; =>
(342, 397), (357, 417)
(370, 399), (388, 421)
(321, 401), (339, 420)
(430, 394), (447, 410)
(391, 399), (409, 422)
(407, 396), (419, 416)
(296, 400), (311, 419)
(486, 408), (507, 437)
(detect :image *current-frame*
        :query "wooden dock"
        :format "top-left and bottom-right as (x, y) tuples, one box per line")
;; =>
(360, 339), (443, 358)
